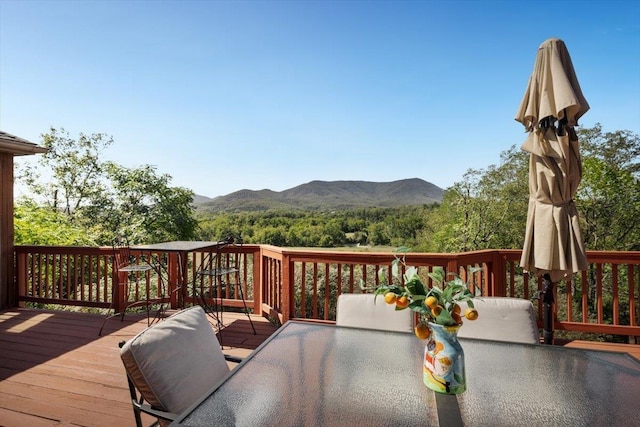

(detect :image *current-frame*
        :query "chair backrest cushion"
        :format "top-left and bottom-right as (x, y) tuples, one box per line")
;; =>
(120, 306), (230, 414)
(336, 293), (413, 333)
(457, 297), (540, 344)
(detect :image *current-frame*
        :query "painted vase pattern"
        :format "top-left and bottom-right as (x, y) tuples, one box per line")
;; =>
(423, 322), (466, 394)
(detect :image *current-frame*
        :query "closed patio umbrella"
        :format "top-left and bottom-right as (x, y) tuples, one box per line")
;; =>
(516, 38), (589, 344)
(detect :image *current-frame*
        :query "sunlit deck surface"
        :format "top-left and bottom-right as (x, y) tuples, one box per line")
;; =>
(2, 309), (640, 427)
(0, 308), (278, 427)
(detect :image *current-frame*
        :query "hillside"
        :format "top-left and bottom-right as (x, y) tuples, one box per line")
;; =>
(195, 178), (443, 212)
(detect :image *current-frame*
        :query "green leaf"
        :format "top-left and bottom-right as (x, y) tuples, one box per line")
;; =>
(435, 309), (457, 326)
(391, 259), (400, 279)
(427, 266), (445, 284)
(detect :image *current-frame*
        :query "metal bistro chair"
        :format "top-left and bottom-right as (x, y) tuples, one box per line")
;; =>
(195, 238), (256, 343)
(98, 236), (167, 336)
(119, 306), (243, 427)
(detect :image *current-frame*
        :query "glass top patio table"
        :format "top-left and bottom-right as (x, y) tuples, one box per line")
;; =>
(171, 321), (640, 427)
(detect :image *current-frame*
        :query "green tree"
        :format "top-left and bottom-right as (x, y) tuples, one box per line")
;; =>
(14, 200), (95, 246)
(576, 125), (640, 251)
(430, 125), (639, 253)
(17, 127), (198, 245)
(431, 146), (529, 252)
(19, 127), (110, 220)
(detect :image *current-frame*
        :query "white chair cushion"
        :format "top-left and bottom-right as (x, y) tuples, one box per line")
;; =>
(120, 306), (230, 415)
(336, 293), (413, 333)
(457, 297), (540, 344)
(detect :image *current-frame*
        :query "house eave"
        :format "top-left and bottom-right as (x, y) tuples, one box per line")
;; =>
(0, 131), (48, 156)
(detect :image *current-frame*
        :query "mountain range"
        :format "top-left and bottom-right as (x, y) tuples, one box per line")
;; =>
(194, 178), (444, 212)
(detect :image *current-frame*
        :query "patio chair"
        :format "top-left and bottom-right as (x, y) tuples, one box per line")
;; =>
(457, 297), (540, 344)
(336, 293), (414, 333)
(98, 236), (167, 336)
(119, 306), (242, 427)
(194, 237), (256, 342)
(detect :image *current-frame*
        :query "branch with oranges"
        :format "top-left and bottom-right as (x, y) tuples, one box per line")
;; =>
(372, 251), (481, 337)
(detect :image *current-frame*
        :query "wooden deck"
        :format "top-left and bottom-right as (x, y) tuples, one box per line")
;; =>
(0, 308), (278, 427)
(2, 308), (640, 427)
(561, 339), (640, 361)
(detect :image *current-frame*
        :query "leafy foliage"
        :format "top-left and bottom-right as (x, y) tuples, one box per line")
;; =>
(576, 125), (640, 250)
(430, 124), (639, 252)
(429, 146), (529, 252)
(372, 248), (480, 326)
(16, 127), (198, 245)
(14, 200), (96, 245)
(196, 206), (436, 248)
(15, 124), (637, 254)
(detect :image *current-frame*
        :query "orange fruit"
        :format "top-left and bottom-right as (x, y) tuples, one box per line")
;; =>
(414, 323), (431, 340)
(452, 304), (461, 315)
(424, 296), (439, 309)
(383, 292), (397, 304)
(431, 305), (443, 317)
(396, 295), (409, 309)
(465, 308), (479, 321)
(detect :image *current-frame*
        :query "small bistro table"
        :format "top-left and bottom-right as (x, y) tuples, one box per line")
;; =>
(171, 321), (640, 426)
(132, 241), (228, 309)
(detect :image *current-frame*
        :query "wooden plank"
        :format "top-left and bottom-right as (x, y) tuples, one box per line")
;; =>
(563, 340), (640, 362)
(0, 308), (278, 427)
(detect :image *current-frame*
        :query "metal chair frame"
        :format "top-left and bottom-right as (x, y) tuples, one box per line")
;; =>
(98, 237), (167, 336)
(118, 340), (243, 427)
(194, 239), (256, 343)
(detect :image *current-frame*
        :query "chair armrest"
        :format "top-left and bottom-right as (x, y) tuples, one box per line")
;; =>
(132, 400), (178, 422)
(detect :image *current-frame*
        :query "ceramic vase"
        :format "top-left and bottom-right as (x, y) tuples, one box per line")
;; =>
(423, 322), (466, 394)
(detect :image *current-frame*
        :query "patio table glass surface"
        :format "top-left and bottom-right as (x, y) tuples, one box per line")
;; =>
(171, 321), (640, 427)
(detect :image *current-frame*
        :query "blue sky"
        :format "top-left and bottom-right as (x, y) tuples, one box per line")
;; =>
(1, 0), (639, 198)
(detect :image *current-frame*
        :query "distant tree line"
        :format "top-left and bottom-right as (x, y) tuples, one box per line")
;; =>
(196, 205), (437, 249)
(15, 124), (639, 254)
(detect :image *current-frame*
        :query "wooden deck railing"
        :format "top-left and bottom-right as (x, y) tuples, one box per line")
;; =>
(13, 245), (640, 341)
(13, 244), (261, 315)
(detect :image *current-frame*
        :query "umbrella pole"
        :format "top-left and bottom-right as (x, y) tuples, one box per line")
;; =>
(542, 274), (554, 345)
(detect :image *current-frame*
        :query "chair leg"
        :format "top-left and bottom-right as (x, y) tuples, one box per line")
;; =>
(237, 282), (256, 335)
(98, 307), (127, 336)
(149, 274), (169, 325)
(98, 283), (126, 336)
(98, 311), (114, 336)
(99, 282), (135, 336)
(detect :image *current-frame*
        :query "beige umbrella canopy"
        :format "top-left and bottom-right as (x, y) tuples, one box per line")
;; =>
(516, 37), (588, 283)
(516, 38), (589, 343)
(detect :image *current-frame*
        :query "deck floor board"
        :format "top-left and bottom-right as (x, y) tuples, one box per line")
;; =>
(0, 308), (278, 427)
(2, 308), (639, 426)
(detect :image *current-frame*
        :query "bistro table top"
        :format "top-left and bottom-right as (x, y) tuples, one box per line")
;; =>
(132, 240), (228, 252)
(172, 321), (640, 427)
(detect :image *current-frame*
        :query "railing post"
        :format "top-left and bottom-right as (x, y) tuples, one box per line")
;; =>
(166, 252), (180, 309)
(111, 258), (124, 313)
(446, 259), (459, 279)
(281, 252), (292, 323)
(490, 251), (507, 297)
(252, 247), (262, 315)
(15, 250), (27, 308)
